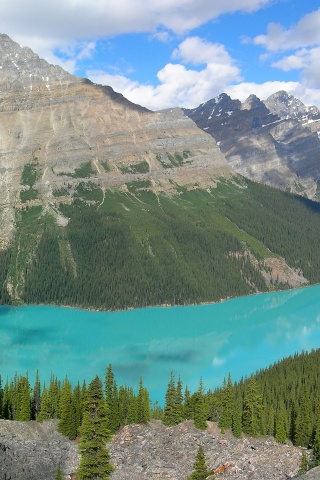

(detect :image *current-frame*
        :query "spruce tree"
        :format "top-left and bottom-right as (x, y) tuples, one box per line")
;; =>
(54, 464), (65, 480)
(193, 379), (207, 431)
(218, 373), (233, 433)
(59, 377), (77, 440)
(188, 445), (211, 480)
(294, 385), (312, 447)
(136, 377), (150, 424)
(242, 377), (263, 436)
(275, 402), (288, 444)
(31, 370), (41, 420)
(163, 372), (183, 426)
(232, 401), (242, 438)
(105, 365), (120, 433)
(77, 376), (114, 480)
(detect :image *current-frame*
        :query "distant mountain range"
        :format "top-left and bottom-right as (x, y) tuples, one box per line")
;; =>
(184, 91), (320, 199)
(1, 32), (320, 309)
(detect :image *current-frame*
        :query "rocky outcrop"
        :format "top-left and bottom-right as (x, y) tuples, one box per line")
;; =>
(0, 419), (307, 480)
(109, 420), (302, 480)
(0, 419), (80, 480)
(184, 92), (320, 200)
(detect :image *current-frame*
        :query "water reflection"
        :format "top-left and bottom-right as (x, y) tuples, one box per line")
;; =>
(1, 285), (320, 402)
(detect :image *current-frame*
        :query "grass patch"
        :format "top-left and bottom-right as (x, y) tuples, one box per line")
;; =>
(119, 160), (150, 174)
(20, 188), (38, 203)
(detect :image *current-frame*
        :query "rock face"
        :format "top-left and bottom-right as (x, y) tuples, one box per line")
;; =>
(108, 421), (302, 480)
(0, 419), (308, 480)
(0, 33), (231, 248)
(184, 91), (320, 199)
(0, 419), (80, 480)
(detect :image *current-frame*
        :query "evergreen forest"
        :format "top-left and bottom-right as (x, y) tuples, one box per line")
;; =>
(1, 178), (320, 310)
(2, 349), (320, 476)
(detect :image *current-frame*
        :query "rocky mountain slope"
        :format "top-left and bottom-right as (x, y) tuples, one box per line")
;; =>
(0, 418), (313, 480)
(184, 91), (320, 199)
(0, 33), (230, 249)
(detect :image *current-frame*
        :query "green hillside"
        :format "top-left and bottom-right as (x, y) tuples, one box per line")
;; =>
(1, 177), (320, 310)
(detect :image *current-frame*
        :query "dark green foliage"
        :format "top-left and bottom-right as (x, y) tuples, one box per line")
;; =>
(163, 373), (184, 426)
(69, 162), (95, 178)
(232, 401), (242, 438)
(299, 450), (309, 475)
(58, 377), (77, 440)
(21, 164), (38, 187)
(188, 445), (211, 480)
(20, 187), (38, 202)
(54, 464), (65, 480)
(242, 377), (263, 436)
(105, 365), (120, 433)
(3, 180), (320, 309)
(119, 160), (149, 174)
(31, 370), (41, 420)
(294, 385), (312, 447)
(193, 379), (207, 431)
(218, 373), (233, 432)
(77, 376), (113, 480)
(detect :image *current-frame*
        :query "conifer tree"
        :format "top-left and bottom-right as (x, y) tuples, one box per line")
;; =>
(232, 401), (242, 438)
(77, 376), (114, 480)
(31, 370), (41, 420)
(188, 445), (211, 480)
(163, 372), (183, 426)
(242, 377), (263, 436)
(299, 450), (308, 475)
(193, 379), (207, 431)
(72, 382), (82, 437)
(294, 385), (312, 447)
(183, 385), (194, 420)
(37, 386), (51, 421)
(218, 373), (233, 433)
(15, 375), (31, 421)
(136, 377), (150, 424)
(105, 365), (120, 433)
(275, 402), (288, 444)
(59, 377), (77, 440)
(2, 378), (12, 419)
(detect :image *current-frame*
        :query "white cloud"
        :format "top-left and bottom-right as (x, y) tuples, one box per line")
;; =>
(172, 37), (234, 66)
(225, 81), (320, 107)
(0, 0), (271, 55)
(253, 9), (320, 91)
(87, 37), (241, 110)
(254, 8), (320, 51)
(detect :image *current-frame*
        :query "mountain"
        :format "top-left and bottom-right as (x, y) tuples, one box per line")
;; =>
(184, 91), (320, 199)
(1, 33), (320, 309)
(0, 33), (229, 248)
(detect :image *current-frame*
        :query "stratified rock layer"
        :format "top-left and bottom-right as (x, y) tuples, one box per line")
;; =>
(0, 33), (231, 247)
(184, 91), (320, 199)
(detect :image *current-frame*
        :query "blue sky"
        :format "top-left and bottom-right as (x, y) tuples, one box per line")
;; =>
(0, 0), (319, 109)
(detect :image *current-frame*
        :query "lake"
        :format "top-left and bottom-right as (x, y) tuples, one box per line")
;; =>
(1, 285), (320, 403)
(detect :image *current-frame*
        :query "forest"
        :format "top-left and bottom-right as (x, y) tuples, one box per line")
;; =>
(1, 348), (320, 477)
(2, 178), (320, 310)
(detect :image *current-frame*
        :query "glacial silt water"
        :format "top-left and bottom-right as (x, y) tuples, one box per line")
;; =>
(1, 285), (320, 402)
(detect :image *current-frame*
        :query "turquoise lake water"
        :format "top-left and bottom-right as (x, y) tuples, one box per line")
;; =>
(1, 285), (320, 403)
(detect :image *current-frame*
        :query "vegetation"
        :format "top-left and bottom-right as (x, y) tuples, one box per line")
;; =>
(118, 160), (149, 174)
(188, 445), (211, 480)
(1, 349), (320, 475)
(2, 179), (320, 310)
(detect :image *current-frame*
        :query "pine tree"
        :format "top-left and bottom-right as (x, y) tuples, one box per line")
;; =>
(59, 377), (77, 440)
(77, 376), (114, 480)
(136, 377), (150, 424)
(163, 373), (183, 426)
(294, 385), (312, 447)
(275, 402), (288, 444)
(299, 449), (308, 475)
(15, 375), (31, 421)
(232, 401), (242, 438)
(193, 379), (207, 431)
(218, 373), (233, 433)
(188, 445), (211, 480)
(184, 385), (194, 420)
(31, 370), (41, 420)
(242, 377), (263, 436)
(105, 365), (120, 433)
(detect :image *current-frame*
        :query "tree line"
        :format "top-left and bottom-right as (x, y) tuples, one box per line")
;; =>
(1, 349), (320, 477)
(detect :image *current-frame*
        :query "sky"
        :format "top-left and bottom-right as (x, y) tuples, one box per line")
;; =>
(0, 0), (320, 110)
